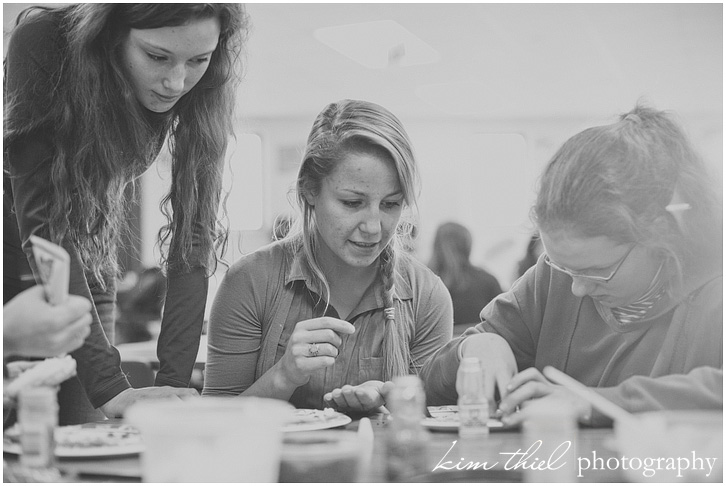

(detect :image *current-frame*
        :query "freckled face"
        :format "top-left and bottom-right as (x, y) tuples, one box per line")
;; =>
(121, 17), (221, 113)
(540, 230), (659, 308)
(307, 151), (404, 273)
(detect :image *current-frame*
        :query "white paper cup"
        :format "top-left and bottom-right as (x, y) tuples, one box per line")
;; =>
(279, 430), (361, 483)
(125, 396), (293, 482)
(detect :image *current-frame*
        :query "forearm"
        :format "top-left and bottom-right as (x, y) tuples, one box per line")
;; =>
(68, 272), (130, 408)
(236, 361), (303, 401)
(155, 266), (207, 387)
(590, 367), (723, 426)
(419, 335), (466, 405)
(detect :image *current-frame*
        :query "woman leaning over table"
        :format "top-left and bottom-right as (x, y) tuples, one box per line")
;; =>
(4, 4), (249, 424)
(203, 99), (454, 411)
(420, 104), (723, 426)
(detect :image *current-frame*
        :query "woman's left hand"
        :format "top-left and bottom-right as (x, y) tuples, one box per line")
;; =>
(498, 367), (591, 426)
(323, 380), (395, 412)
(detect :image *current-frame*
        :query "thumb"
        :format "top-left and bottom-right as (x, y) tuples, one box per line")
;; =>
(59, 295), (93, 319)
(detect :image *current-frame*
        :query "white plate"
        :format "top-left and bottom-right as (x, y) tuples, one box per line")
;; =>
(283, 409), (352, 433)
(421, 416), (505, 431)
(4, 423), (144, 458)
(423, 406), (506, 430)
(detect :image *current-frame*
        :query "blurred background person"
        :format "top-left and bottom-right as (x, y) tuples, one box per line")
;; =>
(428, 221), (502, 332)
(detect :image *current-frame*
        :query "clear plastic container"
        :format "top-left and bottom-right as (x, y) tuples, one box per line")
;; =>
(456, 357), (489, 438)
(385, 375), (430, 481)
(125, 396), (292, 482)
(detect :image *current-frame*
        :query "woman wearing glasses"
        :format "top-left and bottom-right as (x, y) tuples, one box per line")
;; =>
(421, 104), (722, 426)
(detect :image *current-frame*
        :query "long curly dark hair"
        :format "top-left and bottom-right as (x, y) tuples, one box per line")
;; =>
(4, 4), (249, 287)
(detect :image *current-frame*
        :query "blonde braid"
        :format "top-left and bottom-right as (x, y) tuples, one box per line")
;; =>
(380, 245), (410, 380)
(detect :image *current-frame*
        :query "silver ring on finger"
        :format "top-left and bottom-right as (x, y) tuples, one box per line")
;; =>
(308, 343), (320, 358)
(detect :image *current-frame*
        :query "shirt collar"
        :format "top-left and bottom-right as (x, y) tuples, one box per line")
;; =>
(285, 246), (413, 303)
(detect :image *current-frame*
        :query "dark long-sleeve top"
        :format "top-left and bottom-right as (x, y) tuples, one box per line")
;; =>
(421, 254), (722, 425)
(448, 265), (502, 325)
(4, 10), (207, 406)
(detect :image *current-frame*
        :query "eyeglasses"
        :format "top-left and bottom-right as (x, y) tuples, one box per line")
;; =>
(543, 244), (636, 283)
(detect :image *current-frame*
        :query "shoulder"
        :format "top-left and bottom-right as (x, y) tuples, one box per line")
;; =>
(7, 9), (65, 67)
(225, 240), (290, 282)
(5, 9), (67, 115)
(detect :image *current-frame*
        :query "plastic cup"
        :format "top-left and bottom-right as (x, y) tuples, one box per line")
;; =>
(125, 396), (293, 482)
(615, 410), (722, 483)
(278, 430), (361, 482)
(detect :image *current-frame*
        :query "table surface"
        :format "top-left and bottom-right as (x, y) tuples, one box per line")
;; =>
(116, 335), (208, 365)
(4, 412), (624, 483)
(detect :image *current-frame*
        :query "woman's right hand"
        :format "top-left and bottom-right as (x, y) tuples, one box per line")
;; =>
(459, 332), (517, 414)
(276, 317), (355, 387)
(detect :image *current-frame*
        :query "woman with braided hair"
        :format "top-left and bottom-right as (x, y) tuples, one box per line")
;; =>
(203, 99), (453, 411)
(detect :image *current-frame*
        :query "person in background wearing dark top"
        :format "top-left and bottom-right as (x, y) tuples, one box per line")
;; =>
(428, 222), (502, 329)
(421, 104), (722, 426)
(515, 232), (544, 279)
(4, 4), (249, 424)
(203, 100), (453, 412)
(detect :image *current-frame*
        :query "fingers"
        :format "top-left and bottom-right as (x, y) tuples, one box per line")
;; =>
(301, 341), (340, 358)
(59, 313), (93, 351)
(64, 294), (93, 317)
(303, 329), (345, 348)
(282, 318), (355, 385)
(380, 380), (396, 400)
(172, 387), (200, 399)
(48, 295), (92, 328)
(505, 367), (548, 394)
(500, 380), (552, 415)
(297, 317), (355, 335)
(324, 383), (384, 412)
(325, 384), (358, 410)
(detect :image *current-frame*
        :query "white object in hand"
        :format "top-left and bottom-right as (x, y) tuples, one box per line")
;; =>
(357, 417), (374, 479)
(5, 356), (77, 398)
(543, 366), (637, 426)
(29, 236), (70, 305)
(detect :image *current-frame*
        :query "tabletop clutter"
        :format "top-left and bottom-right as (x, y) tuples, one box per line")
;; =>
(4, 359), (723, 483)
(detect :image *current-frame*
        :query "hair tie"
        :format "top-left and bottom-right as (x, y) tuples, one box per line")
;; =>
(665, 203), (691, 213)
(384, 307), (395, 321)
(624, 113), (642, 123)
(665, 186), (691, 231)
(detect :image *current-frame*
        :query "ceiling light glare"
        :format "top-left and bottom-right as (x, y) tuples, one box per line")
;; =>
(314, 20), (439, 69)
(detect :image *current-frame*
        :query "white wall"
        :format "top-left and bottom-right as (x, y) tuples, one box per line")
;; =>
(140, 111), (722, 303)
